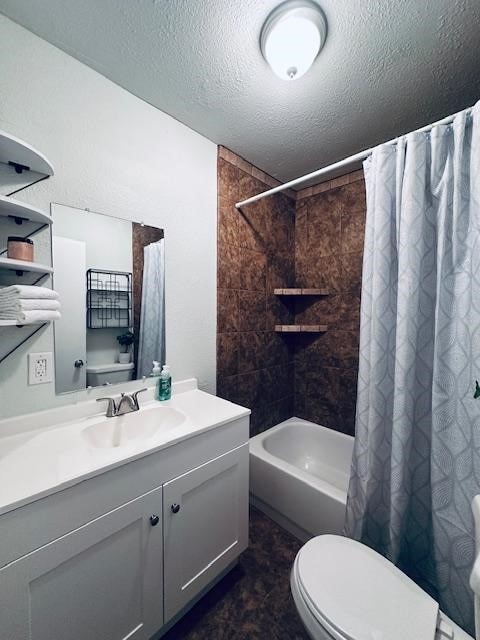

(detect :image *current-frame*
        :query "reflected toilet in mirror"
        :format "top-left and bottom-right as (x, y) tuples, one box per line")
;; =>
(52, 203), (165, 394)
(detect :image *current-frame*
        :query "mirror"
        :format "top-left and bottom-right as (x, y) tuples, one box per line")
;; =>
(52, 204), (165, 394)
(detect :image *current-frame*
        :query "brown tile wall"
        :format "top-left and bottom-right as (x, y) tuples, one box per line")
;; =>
(217, 150), (296, 436)
(216, 146), (366, 438)
(294, 177), (366, 436)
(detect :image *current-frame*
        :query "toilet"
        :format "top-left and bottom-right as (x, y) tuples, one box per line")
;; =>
(291, 497), (480, 640)
(86, 362), (135, 387)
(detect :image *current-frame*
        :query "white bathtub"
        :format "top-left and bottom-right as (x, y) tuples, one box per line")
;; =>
(249, 417), (354, 541)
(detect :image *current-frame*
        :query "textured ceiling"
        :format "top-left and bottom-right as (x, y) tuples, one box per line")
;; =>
(1, 0), (480, 185)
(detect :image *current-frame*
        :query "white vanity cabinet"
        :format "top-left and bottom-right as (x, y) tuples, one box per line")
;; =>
(0, 487), (164, 640)
(163, 444), (248, 622)
(0, 412), (250, 640)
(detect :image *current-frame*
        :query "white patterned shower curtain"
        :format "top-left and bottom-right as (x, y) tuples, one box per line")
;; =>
(345, 102), (480, 633)
(137, 239), (165, 378)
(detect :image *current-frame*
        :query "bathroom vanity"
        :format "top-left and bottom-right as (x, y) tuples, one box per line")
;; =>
(0, 380), (250, 640)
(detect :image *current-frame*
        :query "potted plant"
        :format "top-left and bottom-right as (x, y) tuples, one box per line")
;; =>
(117, 330), (134, 364)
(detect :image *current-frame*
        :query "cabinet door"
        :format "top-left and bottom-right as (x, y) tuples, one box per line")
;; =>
(163, 443), (249, 622)
(0, 486), (163, 640)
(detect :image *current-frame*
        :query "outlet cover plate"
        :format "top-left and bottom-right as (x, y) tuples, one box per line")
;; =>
(28, 352), (53, 385)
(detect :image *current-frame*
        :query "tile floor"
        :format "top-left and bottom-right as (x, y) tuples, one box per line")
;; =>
(162, 507), (310, 639)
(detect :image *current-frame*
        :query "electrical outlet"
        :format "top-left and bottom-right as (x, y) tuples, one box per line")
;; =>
(28, 352), (53, 385)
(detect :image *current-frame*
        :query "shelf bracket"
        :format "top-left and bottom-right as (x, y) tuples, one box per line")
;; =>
(0, 323), (47, 364)
(8, 160), (30, 175)
(6, 174), (50, 198)
(8, 214), (28, 225)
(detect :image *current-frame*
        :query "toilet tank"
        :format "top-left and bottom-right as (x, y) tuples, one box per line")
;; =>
(86, 362), (135, 387)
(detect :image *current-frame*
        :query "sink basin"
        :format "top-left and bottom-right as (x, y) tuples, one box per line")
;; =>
(83, 405), (186, 448)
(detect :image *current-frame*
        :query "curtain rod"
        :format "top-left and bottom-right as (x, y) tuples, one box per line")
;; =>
(235, 105), (473, 209)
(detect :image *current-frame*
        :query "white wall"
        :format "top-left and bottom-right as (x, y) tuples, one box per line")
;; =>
(0, 15), (217, 419)
(53, 205), (134, 273)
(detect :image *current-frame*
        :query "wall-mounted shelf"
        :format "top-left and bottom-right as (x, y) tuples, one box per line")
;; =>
(274, 288), (329, 296)
(0, 129), (54, 176)
(0, 195), (52, 226)
(275, 324), (328, 333)
(87, 269), (132, 329)
(0, 320), (48, 327)
(0, 256), (53, 277)
(88, 287), (131, 293)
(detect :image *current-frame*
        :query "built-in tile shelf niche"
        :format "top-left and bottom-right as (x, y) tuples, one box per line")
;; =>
(0, 129), (54, 363)
(274, 288), (329, 334)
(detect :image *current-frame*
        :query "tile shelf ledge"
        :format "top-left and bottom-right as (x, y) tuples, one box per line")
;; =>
(275, 324), (328, 333)
(273, 288), (329, 296)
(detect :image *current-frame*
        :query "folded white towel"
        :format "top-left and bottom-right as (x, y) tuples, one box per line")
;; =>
(0, 300), (61, 319)
(0, 285), (59, 300)
(16, 299), (60, 311)
(16, 310), (61, 325)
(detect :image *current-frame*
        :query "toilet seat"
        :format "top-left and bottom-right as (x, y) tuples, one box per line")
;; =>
(293, 535), (440, 640)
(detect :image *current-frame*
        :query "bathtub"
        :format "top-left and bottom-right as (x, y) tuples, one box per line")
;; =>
(249, 417), (354, 541)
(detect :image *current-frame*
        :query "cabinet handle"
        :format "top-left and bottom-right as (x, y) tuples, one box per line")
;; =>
(150, 514), (160, 526)
(171, 503), (180, 514)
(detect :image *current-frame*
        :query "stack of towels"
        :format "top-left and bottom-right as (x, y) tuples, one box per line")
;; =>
(0, 285), (61, 325)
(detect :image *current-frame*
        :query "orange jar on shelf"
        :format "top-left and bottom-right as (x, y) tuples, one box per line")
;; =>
(7, 236), (34, 262)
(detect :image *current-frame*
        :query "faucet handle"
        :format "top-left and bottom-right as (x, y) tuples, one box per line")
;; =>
(131, 387), (148, 409)
(96, 396), (117, 417)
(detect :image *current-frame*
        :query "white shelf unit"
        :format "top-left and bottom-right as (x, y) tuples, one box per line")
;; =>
(0, 195), (52, 226)
(0, 129), (54, 176)
(0, 129), (54, 364)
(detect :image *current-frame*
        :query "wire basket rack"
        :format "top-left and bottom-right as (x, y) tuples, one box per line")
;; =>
(86, 269), (132, 329)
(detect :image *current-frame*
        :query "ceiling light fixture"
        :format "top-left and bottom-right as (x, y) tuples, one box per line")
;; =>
(260, 0), (327, 81)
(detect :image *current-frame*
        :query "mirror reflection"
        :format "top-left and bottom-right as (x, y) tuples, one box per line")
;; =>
(52, 204), (165, 394)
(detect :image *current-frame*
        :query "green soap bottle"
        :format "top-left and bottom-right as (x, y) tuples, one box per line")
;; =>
(158, 364), (171, 401)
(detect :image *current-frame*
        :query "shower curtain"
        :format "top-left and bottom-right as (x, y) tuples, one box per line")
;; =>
(345, 102), (480, 633)
(137, 239), (165, 378)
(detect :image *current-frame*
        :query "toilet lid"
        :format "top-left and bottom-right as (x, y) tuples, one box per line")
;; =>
(295, 535), (439, 640)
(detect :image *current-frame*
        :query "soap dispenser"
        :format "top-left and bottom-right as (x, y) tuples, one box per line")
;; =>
(151, 361), (161, 377)
(158, 364), (171, 401)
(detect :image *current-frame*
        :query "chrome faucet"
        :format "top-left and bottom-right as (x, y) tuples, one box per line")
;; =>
(96, 388), (148, 417)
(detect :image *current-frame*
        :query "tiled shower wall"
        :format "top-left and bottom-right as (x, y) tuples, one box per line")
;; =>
(294, 175), (366, 436)
(216, 146), (366, 437)
(217, 147), (297, 435)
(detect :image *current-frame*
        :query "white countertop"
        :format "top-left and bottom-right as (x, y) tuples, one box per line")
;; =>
(0, 380), (250, 516)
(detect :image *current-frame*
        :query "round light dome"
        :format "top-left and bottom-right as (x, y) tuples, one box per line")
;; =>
(260, 1), (327, 81)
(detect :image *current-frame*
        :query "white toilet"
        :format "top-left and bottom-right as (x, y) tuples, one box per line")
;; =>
(291, 498), (480, 640)
(86, 362), (134, 387)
